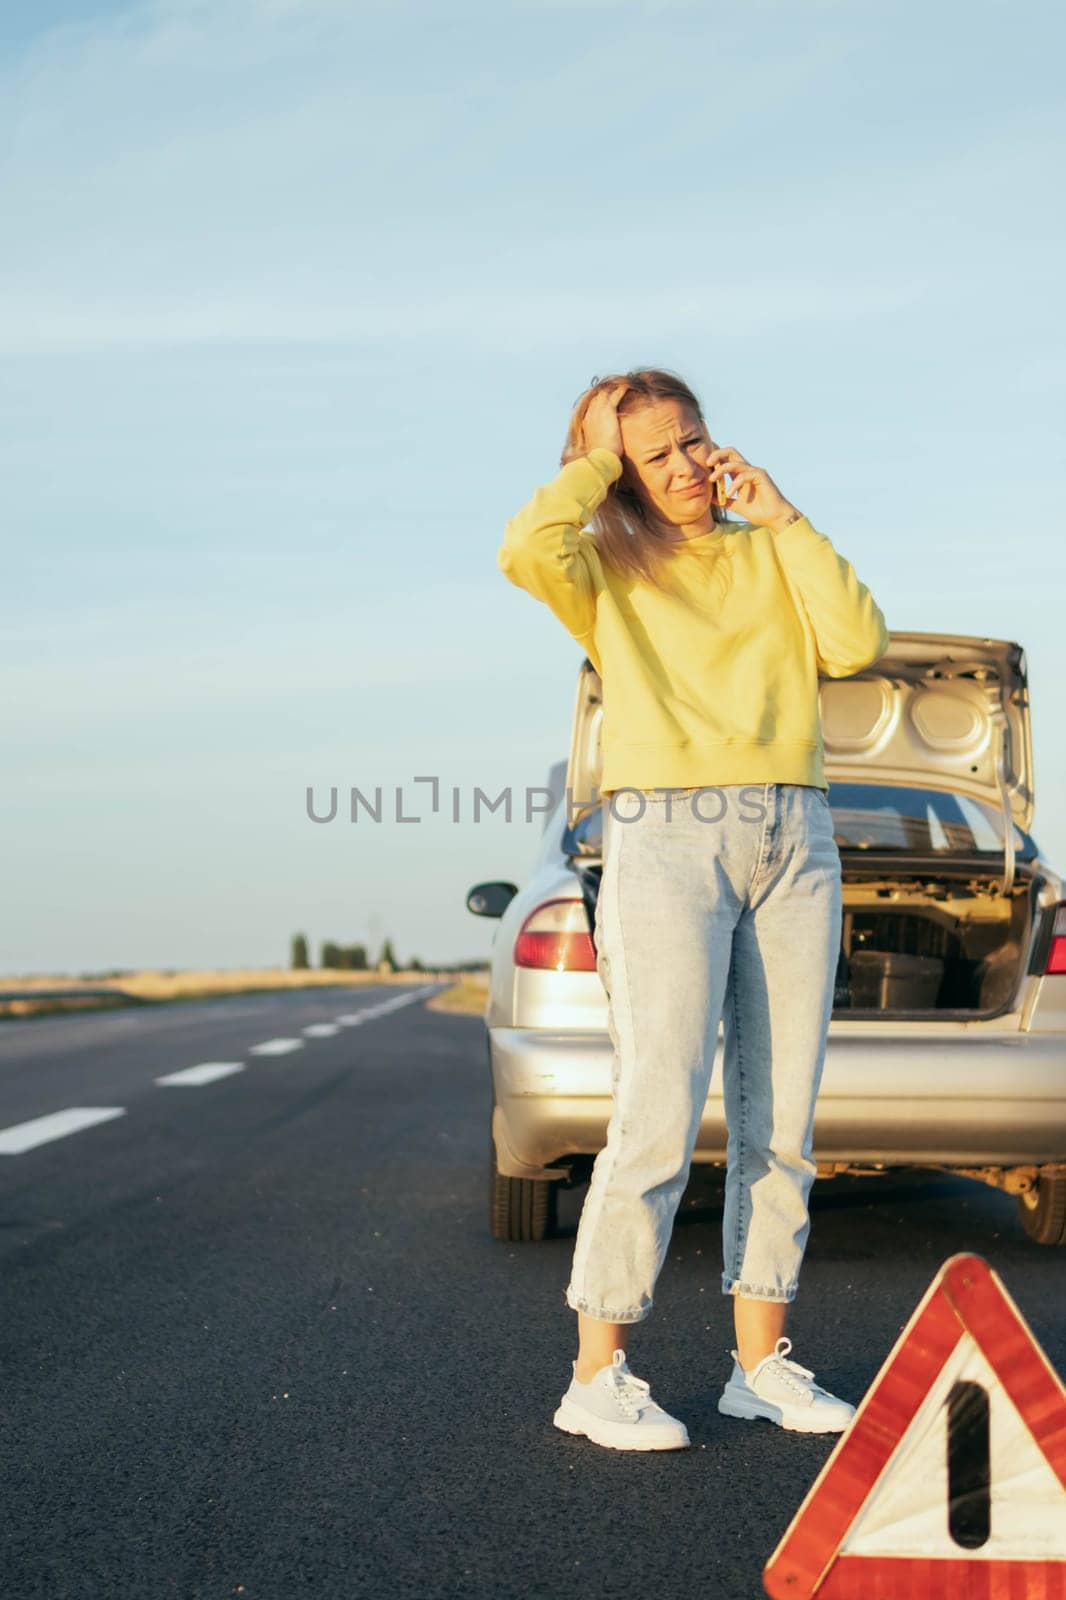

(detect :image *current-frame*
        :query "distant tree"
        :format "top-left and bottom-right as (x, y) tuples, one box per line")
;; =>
(378, 938), (397, 972)
(336, 943), (368, 971)
(291, 933), (310, 970)
(408, 955), (424, 971)
(316, 940), (369, 971)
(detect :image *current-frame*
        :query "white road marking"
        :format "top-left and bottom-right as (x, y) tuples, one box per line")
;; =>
(302, 1024), (340, 1038)
(0, 1106), (126, 1155)
(249, 1038), (304, 1056)
(156, 1063), (246, 1087)
(335, 990), (431, 1026)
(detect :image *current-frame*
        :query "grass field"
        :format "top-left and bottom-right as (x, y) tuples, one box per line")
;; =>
(0, 967), (488, 1021)
(423, 972), (489, 1017)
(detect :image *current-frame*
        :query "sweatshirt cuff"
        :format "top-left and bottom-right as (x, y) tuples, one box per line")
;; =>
(770, 513), (817, 543)
(584, 447), (624, 486)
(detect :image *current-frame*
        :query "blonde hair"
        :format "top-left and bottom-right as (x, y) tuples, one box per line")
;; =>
(561, 367), (735, 590)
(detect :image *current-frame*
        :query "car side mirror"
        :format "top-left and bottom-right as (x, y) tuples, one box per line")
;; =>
(466, 881), (518, 918)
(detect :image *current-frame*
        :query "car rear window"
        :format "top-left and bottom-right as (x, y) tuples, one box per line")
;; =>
(799, 783), (1035, 858)
(561, 784), (1037, 859)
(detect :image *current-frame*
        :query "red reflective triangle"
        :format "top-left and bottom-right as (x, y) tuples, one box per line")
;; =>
(763, 1253), (1066, 1599)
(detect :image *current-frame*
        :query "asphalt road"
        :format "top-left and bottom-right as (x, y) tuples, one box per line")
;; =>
(1, 985), (1062, 1600)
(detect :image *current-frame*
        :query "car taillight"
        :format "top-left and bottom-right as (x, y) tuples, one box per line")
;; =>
(514, 899), (597, 972)
(1046, 904), (1066, 974)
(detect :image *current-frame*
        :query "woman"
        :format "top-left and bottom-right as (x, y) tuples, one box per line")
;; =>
(497, 369), (890, 1451)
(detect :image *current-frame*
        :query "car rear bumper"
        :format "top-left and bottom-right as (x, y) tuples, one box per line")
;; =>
(489, 1024), (1066, 1178)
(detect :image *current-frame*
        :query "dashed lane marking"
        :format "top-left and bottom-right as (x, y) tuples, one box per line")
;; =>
(156, 1063), (246, 1087)
(0, 990), (447, 1154)
(334, 986), (440, 1027)
(0, 1107), (127, 1155)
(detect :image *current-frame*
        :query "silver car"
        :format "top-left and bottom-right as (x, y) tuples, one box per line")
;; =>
(469, 631), (1066, 1247)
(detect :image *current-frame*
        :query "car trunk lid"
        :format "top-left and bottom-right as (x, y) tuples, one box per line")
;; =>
(566, 630), (1034, 896)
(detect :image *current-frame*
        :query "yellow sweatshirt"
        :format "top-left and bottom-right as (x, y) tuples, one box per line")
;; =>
(497, 447), (890, 796)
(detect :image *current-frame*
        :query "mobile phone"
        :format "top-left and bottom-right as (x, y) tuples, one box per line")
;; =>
(705, 433), (729, 509)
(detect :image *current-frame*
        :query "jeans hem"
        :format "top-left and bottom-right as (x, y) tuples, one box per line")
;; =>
(721, 1275), (797, 1303)
(564, 1288), (652, 1324)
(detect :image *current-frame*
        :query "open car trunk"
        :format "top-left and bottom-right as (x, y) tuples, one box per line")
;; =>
(563, 631), (1046, 1021)
(566, 852), (1042, 1021)
(829, 857), (1039, 1019)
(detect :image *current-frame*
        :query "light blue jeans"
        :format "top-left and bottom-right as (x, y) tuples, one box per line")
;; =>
(564, 783), (842, 1322)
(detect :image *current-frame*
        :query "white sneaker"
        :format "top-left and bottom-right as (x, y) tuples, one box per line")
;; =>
(717, 1337), (855, 1434)
(553, 1348), (691, 1451)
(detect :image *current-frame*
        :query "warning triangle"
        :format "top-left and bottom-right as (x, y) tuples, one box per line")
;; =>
(763, 1253), (1066, 1598)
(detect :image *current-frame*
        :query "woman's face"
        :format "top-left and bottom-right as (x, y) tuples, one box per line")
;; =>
(618, 398), (715, 528)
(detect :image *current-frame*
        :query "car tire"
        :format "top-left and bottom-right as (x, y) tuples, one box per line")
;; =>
(489, 1133), (558, 1242)
(1017, 1172), (1066, 1245)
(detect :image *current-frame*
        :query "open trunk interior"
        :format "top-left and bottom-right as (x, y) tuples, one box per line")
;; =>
(573, 855), (1044, 1020)
(828, 855), (1040, 1018)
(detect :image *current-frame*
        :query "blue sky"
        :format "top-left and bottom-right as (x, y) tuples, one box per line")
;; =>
(3, 0), (1064, 973)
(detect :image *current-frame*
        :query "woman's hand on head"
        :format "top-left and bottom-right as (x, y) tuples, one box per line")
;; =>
(577, 382), (629, 460)
(707, 445), (803, 531)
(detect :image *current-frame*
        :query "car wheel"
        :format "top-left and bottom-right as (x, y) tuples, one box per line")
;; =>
(489, 1133), (558, 1242)
(1017, 1172), (1066, 1245)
